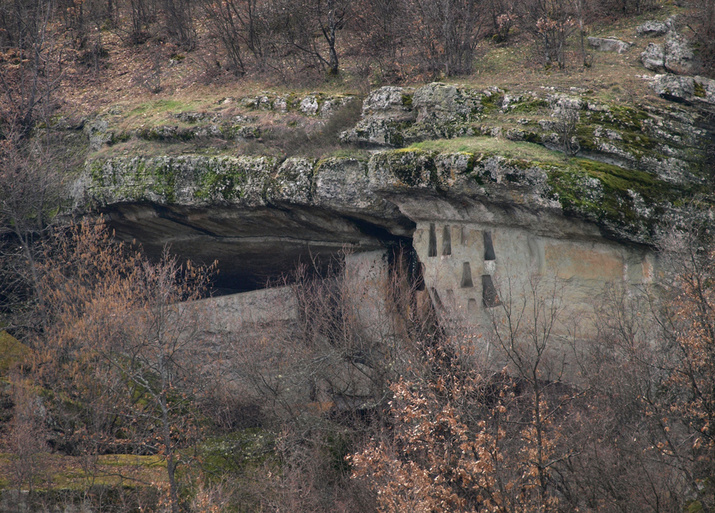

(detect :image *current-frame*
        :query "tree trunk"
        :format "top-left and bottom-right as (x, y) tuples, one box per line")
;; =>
(161, 397), (181, 513)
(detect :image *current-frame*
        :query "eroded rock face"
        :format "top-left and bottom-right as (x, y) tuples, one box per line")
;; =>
(637, 19), (672, 37)
(412, 220), (655, 333)
(341, 83), (482, 147)
(341, 84), (711, 186)
(641, 42), (666, 72)
(72, 83), (715, 295)
(640, 30), (698, 75)
(74, 143), (704, 292)
(588, 37), (633, 53)
(648, 74), (715, 106)
(664, 31), (697, 75)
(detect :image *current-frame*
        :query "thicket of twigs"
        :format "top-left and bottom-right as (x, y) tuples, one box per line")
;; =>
(0, 214), (714, 512)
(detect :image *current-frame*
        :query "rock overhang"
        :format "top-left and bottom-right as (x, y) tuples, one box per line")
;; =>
(70, 82), (715, 292)
(73, 149), (691, 292)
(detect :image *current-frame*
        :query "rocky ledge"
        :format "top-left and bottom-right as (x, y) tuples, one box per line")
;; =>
(71, 82), (714, 289)
(73, 148), (704, 289)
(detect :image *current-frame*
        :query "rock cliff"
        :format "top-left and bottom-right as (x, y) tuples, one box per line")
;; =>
(72, 82), (713, 297)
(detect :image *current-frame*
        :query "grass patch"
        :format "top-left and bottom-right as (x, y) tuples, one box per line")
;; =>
(97, 454), (165, 468)
(200, 429), (277, 480)
(0, 452), (167, 492)
(0, 331), (29, 375)
(127, 99), (186, 117)
(410, 136), (566, 165)
(118, 98), (206, 133)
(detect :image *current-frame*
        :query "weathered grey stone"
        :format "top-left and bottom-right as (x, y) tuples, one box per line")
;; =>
(548, 94), (584, 111)
(506, 128), (526, 141)
(641, 42), (665, 71)
(649, 74), (715, 106)
(313, 157), (376, 211)
(343, 83), (484, 147)
(361, 86), (413, 119)
(266, 157), (315, 204)
(299, 95), (320, 116)
(173, 111), (215, 123)
(319, 96), (354, 118)
(273, 96), (288, 113)
(340, 86), (415, 146)
(636, 20), (670, 36)
(82, 155), (279, 207)
(588, 37), (633, 53)
(664, 31), (696, 75)
(84, 117), (111, 151)
(258, 95), (272, 110)
(412, 82), (481, 125)
(650, 74), (695, 101)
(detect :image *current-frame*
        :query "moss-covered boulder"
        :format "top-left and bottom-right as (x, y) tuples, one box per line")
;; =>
(81, 155), (278, 207)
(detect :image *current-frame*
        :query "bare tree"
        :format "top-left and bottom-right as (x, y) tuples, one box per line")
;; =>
(203, 0), (273, 74)
(161, 0), (196, 49)
(518, 0), (578, 69)
(0, 125), (64, 335)
(31, 222), (215, 513)
(0, 0), (63, 137)
(261, 0), (353, 76)
(4, 374), (50, 498)
(406, 0), (487, 76)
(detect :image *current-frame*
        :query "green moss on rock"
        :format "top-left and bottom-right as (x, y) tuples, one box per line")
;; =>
(547, 157), (688, 238)
(694, 81), (707, 98)
(508, 97), (549, 114)
(371, 149), (439, 187)
(86, 156), (277, 206)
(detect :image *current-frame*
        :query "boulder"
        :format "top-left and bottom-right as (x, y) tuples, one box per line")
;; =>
(588, 37), (633, 54)
(664, 31), (696, 75)
(341, 83), (484, 147)
(412, 82), (482, 124)
(650, 74), (695, 102)
(299, 95), (320, 116)
(641, 42), (665, 71)
(84, 117), (112, 151)
(636, 20), (670, 37)
(641, 29), (697, 75)
(649, 74), (715, 105)
(340, 86), (415, 147)
(360, 86), (414, 121)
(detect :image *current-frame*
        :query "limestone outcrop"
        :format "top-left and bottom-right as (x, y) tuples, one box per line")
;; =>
(340, 83), (711, 185)
(636, 19), (673, 37)
(74, 149), (702, 292)
(647, 74), (715, 106)
(640, 28), (698, 75)
(70, 83), (714, 300)
(588, 37), (633, 53)
(341, 83), (483, 147)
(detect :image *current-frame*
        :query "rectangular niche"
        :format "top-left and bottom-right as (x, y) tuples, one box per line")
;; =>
(461, 262), (474, 288)
(442, 225), (452, 256)
(428, 223), (437, 257)
(482, 275), (501, 308)
(468, 298), (477, 315)
(445, 289), (456, 309)
(483, 231), (496, 261)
